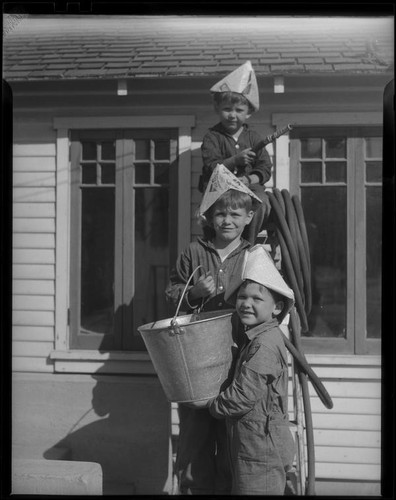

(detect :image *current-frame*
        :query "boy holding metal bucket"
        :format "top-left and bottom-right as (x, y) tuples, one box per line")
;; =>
(165, 165), (262, 495)
(206, 245), (296, 495)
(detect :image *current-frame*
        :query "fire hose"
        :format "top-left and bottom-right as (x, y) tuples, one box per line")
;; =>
(265, 187), (334, 495)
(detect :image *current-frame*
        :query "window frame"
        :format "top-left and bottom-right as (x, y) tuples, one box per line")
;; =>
(273, 113), (382, 355)
(50, 115), (195, 373)
(69, 129), (178, 351)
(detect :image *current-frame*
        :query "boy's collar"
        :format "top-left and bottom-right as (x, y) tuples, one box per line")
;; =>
(243, 318), (279, 340)
(211, 122), (249, 136)
(198, 236), (251, 252)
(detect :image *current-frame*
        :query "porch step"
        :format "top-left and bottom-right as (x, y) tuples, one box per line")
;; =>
(12, 459), (103, 495)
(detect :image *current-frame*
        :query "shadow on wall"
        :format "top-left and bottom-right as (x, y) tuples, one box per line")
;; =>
(44, 363), (172, 495)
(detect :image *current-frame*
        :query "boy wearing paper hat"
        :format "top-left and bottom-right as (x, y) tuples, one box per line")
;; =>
(206, 245), (296, 495)
(165, 166), (262, 495)
(200, 61), (272, 244)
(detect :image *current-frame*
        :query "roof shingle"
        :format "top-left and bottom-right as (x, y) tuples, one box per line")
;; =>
(3, 15), (394, 81)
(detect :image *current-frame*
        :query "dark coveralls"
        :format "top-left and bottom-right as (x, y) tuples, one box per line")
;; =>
(208, 317), (295, 495)
(165, 237), (250, 495)
(200, 122), (273, 244)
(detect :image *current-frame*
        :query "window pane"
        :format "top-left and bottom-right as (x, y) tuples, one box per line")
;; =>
(302, 186), (347, 338)
(135, 163), (151, 184)
(366, 186), (381, 339)
(301, 138), (322, 158)
(82, 164), (97, 184)
(133, 188), (169, 336)
(135, 139), (150, 160)
(154, 139), (170, 160)
(80, 188), (115, 335)
(325, 161), (346, 183)
(325, 137), (346, 158)
(301, 162), (322, 183)
(154, 163), (169, 185)
(366, 161), (382, 183)
(101, 141), (115, 160)
(101, 163), (115, 184)
(82, 141), (96, 160)
(365, 137), (382, 158)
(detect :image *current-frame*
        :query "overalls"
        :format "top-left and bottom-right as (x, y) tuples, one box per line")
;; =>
(208, 318), (295, 495)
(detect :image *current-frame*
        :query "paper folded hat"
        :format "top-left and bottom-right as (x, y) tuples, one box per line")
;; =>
(199, 164), (262, 215)
(210, 60), (259, 111)
(225, 244), (295, 324)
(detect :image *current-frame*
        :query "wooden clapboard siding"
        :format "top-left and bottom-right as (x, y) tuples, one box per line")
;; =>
(314, 445), (380, 465)
(296, 395), (380, 415)
(13, 310), (54, 326)
(13, 233), (55, 249)
(13, 172), (55, 188)
(301, 360), (380, 483)
(314, 429), (380, 448)
(13, 186), (56, 203)
(13, 143), (56, 157)
(13, 218), (55, 233)
(309, 380), (380, 399)
(13, 156), (56, 172)
(13, 294), (54, 311)
(315, 463), (379, 481)
(13, 326), (54, 342)
(13, 340), (54, 357)
(13, 264), (54, 280)
(13, 202), (56, 218)
(13, 131), (56, 373)
(311, 412), (379, 431)
(13, 280), (55, 295)
(13, 249), (55, 265)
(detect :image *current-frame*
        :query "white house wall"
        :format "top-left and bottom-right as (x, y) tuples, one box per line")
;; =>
(13, 124), (57, 373)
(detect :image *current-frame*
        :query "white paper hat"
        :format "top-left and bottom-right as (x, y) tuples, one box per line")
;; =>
(199, 164), (262, 216)
(210, 60), (259, 111)
(225, 244), (295, 323)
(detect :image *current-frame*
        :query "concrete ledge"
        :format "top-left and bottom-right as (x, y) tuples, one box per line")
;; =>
(12, 459), (103, 495)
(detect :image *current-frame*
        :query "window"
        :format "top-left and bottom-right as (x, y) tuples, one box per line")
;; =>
(70, 129), (178, 351)
(290, 127), (381, 354)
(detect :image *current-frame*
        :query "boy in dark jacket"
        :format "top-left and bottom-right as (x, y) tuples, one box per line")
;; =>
(200, 61), (272, 244)
(207, 244), (296, 495)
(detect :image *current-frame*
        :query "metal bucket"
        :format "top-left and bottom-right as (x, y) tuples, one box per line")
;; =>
(138, 266), (235, 407)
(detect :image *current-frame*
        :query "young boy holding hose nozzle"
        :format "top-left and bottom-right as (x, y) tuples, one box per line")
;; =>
(200, 60), (272, 244)
(165, 165), (262, 495)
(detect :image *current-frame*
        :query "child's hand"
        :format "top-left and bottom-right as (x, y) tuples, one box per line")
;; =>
(189, 272), (215, 299)
(235, 148), (256, 167)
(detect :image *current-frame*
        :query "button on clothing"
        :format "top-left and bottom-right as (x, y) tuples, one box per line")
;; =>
(165, 237), (251, 495)
(208, 316), (295, 495)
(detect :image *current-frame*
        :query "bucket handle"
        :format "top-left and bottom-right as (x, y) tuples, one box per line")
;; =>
(171, 265), (204, 330)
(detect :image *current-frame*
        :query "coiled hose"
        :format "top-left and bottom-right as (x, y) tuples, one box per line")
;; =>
(265, 188), (334, 495)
